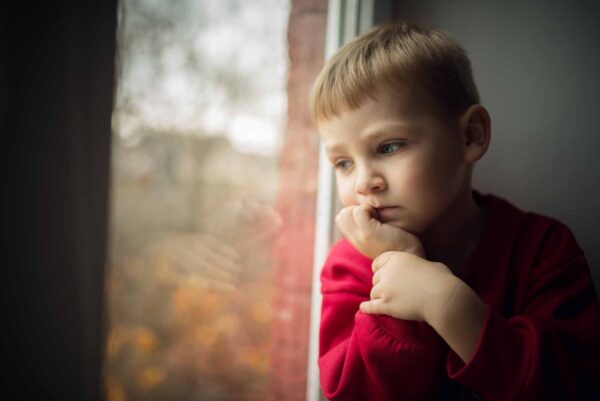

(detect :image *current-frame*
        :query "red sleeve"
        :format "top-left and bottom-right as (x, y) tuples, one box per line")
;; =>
(319, 239), (448, 401)
(447, 221), (600, 400)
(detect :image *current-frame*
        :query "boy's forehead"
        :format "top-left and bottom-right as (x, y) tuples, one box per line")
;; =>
(318, 88), (435, 136)
(358, 87), (436, 121)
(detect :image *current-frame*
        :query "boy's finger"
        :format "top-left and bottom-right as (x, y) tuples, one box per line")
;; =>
(335, 207), (356, 235)
(369, 283), (381, 300)
(359, 299), (386, 315)
(372, 269), (381, 286)
(334, 207), (349, 225)
(353, 204), (372, 230)
(372, 251), (393, 273)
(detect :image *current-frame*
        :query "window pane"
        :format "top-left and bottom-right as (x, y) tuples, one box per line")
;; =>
(106, 1), (292, 400)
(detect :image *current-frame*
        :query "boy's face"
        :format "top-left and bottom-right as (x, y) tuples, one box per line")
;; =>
(318, 88), (469, 235)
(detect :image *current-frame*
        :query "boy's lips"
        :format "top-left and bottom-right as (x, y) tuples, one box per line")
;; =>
(374, 206), (400, 220)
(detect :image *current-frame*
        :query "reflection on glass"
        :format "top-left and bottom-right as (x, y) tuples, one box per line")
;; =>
(106, 1), (290, 400)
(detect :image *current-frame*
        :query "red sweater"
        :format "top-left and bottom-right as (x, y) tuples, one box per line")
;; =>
(319, 192), (600, 401)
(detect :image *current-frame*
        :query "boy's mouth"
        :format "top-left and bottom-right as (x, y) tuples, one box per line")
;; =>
(374, 206), (399, 221)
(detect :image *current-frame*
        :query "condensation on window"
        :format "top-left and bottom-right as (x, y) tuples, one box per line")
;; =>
(106, 1), (290, 400)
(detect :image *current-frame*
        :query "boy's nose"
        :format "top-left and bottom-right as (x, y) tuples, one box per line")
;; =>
(355, 166), (386, 195)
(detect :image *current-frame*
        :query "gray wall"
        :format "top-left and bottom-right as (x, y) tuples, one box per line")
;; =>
(391, 0), (600, 291)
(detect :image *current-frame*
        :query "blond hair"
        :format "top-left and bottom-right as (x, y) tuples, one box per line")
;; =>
(310, 22), (480, 123)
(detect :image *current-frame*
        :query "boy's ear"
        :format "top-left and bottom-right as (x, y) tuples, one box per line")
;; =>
(459, 104), (491, 164)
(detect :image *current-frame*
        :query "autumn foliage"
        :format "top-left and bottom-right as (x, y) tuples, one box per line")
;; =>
(106, 133), (280, 401)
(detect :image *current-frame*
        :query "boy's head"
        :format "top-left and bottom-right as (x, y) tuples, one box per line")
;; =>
(311, 22), (490, 236)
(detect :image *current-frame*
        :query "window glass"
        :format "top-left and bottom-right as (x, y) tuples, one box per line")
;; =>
(106, 1), (290, 400)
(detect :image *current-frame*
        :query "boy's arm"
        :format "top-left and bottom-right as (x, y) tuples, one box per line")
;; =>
(445, 259), (600, 400)
(443, 228), (600, 401)
(446, 223), (600, 400)
(319, 239), (448, 401)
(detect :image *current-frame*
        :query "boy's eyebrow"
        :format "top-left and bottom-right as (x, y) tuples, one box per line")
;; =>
(324, 142), (346, 154)
(361, 121), (420, 140)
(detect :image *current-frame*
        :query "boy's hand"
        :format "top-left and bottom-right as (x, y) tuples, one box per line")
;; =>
(359, 251), (457, 323)
(336, 204), (425, 259)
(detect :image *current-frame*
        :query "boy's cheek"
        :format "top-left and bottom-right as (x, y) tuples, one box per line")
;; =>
(337, 182), (357, 208)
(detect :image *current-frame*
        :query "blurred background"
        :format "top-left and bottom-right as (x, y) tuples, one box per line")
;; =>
(106, 0), (289, 400)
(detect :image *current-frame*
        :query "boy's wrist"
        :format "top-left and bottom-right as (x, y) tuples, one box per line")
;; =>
(425, 274), (487, 363)
(423, 272), (465, 327)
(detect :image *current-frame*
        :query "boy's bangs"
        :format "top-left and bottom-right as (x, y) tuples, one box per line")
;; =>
(311, 44), (401, 123)
(310, 64), (381, 123)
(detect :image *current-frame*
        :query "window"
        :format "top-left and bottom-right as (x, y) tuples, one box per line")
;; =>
(106, 1), (297, 400)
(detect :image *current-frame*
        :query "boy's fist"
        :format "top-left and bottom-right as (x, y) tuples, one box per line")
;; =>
(335, 204), (425, 259)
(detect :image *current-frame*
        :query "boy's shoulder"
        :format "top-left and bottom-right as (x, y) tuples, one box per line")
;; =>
(477, 191), (584, 265)
(480, 191), (574, 235)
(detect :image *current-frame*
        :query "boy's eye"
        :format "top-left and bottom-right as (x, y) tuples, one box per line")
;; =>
(378, 141), (405, 155)
(334, 159), (353, 171)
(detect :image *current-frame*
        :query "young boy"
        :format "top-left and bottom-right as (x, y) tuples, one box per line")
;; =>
(311, 22), (600, 401)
